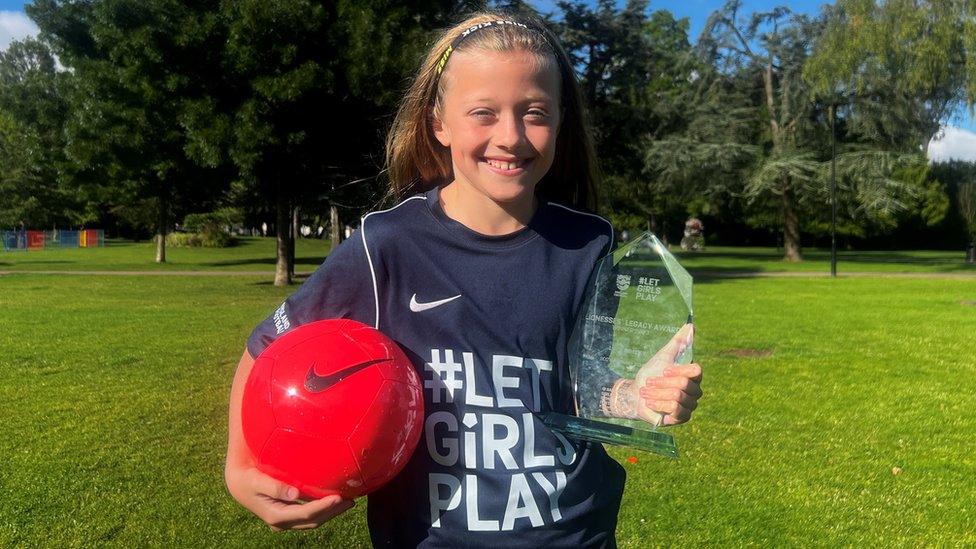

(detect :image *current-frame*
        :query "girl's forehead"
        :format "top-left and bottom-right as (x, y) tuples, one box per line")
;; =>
(441, 49), (560, 101)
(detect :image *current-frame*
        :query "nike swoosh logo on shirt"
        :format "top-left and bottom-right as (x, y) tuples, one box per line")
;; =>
(409, 293), (462, 312)
(304, 359), (390, 393)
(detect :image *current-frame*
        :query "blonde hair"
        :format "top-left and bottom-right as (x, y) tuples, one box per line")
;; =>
(383, 12), (600, 210)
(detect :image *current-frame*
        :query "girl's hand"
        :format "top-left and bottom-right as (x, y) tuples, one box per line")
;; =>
(224, 465), (354, 531)
(638, 362), (702, 426)
(604, 323), (703, 426)
(226, 349), (353, 531)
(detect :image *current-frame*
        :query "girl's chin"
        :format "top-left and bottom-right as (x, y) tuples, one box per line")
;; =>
(479, 182), (536, 205)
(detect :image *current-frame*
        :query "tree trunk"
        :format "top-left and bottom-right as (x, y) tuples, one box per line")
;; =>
(781, 188), (802, 262)
(155, 187), (167, 263)
(274, 189), (292, 286)
(289, 204), (298, 280)
(329, 204), (340, 250)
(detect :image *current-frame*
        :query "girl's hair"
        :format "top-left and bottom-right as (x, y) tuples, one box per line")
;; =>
(384, 11), (600, 210)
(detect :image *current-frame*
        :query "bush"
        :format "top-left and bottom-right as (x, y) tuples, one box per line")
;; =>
(166, 231), (236, 248)
(177, 209), (240, 247)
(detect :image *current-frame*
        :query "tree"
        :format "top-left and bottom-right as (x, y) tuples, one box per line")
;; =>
(697, 3), (832, 261)
(805, 0), (976, 155)
(202, 0), (473, 285)
(555, 1), (706, 240)
(0, 37), (82, 228)
(694, 1), (932, 260)
(29, 0), (231, 261)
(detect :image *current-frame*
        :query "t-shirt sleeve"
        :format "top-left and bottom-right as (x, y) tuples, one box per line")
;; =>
(245, 232), (376, 358)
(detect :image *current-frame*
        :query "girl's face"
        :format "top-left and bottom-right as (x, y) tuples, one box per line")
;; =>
(432, 49), (561, 206)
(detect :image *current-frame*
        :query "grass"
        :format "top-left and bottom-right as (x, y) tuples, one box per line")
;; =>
(2, 270), (975, 546)
(673, 246), (976, 274)
(0, 237), (332, 272)
(2, 238), (973, 275)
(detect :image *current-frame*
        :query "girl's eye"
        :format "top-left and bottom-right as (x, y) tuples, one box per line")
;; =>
(472, 110), (494, 120)
(526, 109), (550, 120)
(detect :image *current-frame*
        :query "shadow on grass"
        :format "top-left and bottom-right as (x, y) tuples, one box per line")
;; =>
(680, 250), (970, 264)
(13, 259), (75, 265)
(205, 257), (324, 267)
(688, 267), (765, 284)
(676, 251), (783, 261)
(833, 253), (968, 264)
(250, 274), (311, 286)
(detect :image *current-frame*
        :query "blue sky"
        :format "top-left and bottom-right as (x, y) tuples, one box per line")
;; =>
(0, 0), (972, 157)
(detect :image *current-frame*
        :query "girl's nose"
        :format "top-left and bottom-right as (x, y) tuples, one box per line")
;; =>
(494, 113), (525, 149)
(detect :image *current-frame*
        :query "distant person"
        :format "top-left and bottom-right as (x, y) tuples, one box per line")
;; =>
(224, 12), (703, 546)
(260, 222), (267, 237)
(681, 218), (705, 251)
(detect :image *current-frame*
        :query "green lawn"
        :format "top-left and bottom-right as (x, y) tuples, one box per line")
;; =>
(674, 246), (976, 274)
(2, 270), (975, 546)
(0, 236), (332, 272)
(1, 238), (974, 275)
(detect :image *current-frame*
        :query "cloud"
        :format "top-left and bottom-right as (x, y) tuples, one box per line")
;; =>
(0, 11), (38, 51)
(928, 126), (976, 163)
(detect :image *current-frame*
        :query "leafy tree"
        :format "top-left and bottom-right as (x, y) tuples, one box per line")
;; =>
(198, 0), (472, 285)
(29, 0), (230, 261)
(805, 0), (976, 154)
(695, 1), (929, 260)
(556, 1), (705, 241)
(0, 37), (81, 228)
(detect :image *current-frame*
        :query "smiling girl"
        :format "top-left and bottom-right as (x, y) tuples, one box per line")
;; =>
(225, 12), (703, 547)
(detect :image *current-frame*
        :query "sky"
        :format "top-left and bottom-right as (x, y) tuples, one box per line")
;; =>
(0, 0), (972, 160)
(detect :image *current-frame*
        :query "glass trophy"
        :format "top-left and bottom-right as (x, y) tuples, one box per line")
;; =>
(542, 232), (693, 458)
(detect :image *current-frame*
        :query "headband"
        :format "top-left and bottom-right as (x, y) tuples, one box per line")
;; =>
(436, 19), (533, 76)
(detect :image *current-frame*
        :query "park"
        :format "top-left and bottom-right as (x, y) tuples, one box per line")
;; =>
(2, 0), (976, 547)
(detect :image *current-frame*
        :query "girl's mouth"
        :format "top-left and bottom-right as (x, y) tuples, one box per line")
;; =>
(483, 157), (532, 175)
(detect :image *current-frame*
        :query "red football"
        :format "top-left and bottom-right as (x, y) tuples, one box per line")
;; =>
(242, 318), (423, 499)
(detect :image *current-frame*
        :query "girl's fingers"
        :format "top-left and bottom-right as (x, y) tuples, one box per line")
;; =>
(662, 402), (693, 425)
(640, 376), (702, 397)
(641, 389), (698, 413)
(260, 495), (354, 530)
(247, 468), (300, 502)
(662, 363), (702, 382)
(641, 398), (680, 416)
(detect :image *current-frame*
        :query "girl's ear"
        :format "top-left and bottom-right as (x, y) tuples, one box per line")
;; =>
(432, 114), (451, 148)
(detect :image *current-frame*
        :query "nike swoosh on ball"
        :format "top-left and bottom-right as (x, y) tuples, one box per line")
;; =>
(304, 358), (390, 393)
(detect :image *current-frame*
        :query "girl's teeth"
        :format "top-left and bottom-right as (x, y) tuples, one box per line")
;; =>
(487, 159), (523, 170)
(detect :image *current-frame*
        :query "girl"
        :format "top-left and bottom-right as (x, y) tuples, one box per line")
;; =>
(225, 12), (703, 547)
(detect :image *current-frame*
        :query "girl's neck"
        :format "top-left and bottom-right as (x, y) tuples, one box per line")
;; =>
(439, 181), (537, 237)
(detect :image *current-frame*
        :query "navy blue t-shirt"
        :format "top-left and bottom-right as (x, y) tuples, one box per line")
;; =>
(247, 187), (626, 548)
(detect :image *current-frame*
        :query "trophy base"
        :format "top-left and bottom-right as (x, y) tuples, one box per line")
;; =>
(542, 413), (678, 459)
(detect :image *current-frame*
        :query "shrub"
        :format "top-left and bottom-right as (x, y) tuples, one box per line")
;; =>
(178, 209), (240, 247)
(166, 231), (236, 248)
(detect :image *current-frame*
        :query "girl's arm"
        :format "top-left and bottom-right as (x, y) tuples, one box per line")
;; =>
(225, 349), (355, 530)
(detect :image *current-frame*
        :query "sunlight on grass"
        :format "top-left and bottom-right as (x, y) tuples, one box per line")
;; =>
(1, 273), (974, 545)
